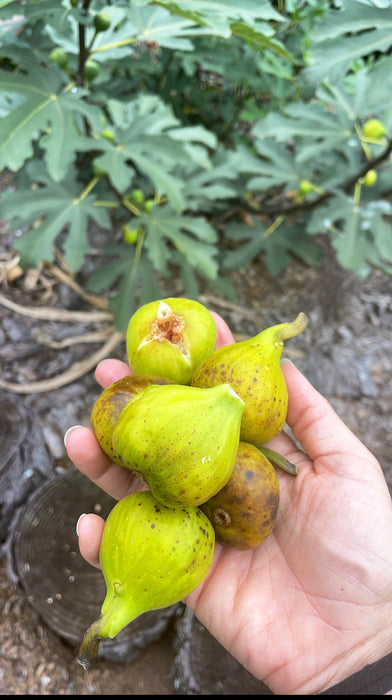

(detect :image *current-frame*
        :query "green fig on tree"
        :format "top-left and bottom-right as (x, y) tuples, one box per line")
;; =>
(78, 490), (215, 670)
(362, 118), (387, 140)
(49, 47), (68, 69)
(192, 313), (308, 445)
(362, 169), (378, 187)
(93, 11), (111, 33)
(126, 297), (217, 385)
(112, 382), (244, 507)
(85, 59), (99, 83)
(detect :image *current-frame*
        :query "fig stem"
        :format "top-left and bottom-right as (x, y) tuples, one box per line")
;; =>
(259, 446), (298, 476)
(275, 312), (308, 343)
(77, 618), (103, 671)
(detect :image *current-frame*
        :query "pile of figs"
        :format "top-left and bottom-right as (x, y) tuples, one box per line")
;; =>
(78, 298), (308, 669)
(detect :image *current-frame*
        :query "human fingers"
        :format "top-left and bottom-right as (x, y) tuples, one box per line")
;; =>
(94, 358), (132, 388)
(281, 361), (380, 477)
(76, 513), (104, 569)
(65, 425), (144, 501)
(209, 310), (235, 347)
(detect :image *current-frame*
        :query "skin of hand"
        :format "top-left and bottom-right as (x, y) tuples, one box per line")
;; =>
(65, 310), (392, 695)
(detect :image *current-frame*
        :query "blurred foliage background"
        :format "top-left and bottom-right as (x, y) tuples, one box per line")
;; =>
(0, 0), (391, 329)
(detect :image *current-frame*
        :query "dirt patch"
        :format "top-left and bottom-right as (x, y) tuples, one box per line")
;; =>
(0, 230), (391, 694)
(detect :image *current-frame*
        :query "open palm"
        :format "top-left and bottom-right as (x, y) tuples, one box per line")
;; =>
(66, 315), (392, 695)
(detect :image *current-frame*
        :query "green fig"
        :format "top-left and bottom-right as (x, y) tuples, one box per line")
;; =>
(200, 441), (280, 550)
(93, 11), (111, 33)
(49, 47), (68, 69)
(362, 169), (377, 187)
(90, 374), (175, 463)
(192, 313), (308, 445)
(85, 59), (99, 83)
(362, 118), (387, 140)
(126, 298), (217, 385)
(78, 490), (215, 670)
(112, 382), (245, 508)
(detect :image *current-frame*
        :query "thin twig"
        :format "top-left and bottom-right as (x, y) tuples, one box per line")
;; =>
(240, 138), (392, 218)
(46, 262), (109, 310)
(198, 293), (265, 326)
(32, 327), (114, 349)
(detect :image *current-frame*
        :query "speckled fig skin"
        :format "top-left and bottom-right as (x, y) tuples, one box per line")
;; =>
(192, 313), (308, 445)
(90, 374), (174, 463)
(200, 441), (280, 550)
(78, 490), (215, 670)
(111, 382), (245, 508)
(126, 297), (217, 385)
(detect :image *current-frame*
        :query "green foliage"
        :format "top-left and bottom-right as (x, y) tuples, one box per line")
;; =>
(1, 0), (391, 329)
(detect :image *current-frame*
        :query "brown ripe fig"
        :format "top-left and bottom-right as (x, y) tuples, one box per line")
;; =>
(90, 374), (174, 463)
(200, 441), (280, 550)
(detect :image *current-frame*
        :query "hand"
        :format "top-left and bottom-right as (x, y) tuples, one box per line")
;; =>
(65, 311), (392, 695)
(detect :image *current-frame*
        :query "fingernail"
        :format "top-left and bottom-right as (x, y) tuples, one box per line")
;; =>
(64, 425), (83, 447)
(281, 357), (295, 366)
(76, 513), (86, 536)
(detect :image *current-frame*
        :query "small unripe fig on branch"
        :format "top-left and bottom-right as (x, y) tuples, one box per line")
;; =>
(362, 169), (378, 187)
(93, 12), (111, 33)
(362, 119), (387, 140)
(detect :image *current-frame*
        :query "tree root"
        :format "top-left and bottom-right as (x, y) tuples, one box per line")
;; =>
(0, 330), (125, 394)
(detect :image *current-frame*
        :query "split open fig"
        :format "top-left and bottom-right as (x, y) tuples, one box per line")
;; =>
(126, 297), (217, 385)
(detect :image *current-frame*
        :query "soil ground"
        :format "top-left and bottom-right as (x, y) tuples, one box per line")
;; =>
(0, 225), (391, 694)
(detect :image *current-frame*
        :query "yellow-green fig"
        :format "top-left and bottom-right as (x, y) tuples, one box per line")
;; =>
(78, 490), (215, 669)
(200, 441), (280, 550)
(49, 47), (68, 69)
(90, 374), (174, 463)
(126, 298), (217, 385)
(192, 313), (308, 445)
(362, 118), (387, 140)
(112, 382), (244, 508)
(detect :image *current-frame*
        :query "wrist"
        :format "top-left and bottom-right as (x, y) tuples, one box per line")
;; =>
(313, 636), (392, 695)
(318, 650), (392, 695)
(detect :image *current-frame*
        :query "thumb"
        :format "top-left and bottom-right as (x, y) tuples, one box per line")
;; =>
(282, 361), (380, 477)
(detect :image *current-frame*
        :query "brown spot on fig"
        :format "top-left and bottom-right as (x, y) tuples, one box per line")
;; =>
(212, 508), (232, 527)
